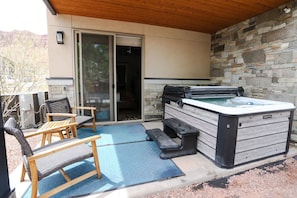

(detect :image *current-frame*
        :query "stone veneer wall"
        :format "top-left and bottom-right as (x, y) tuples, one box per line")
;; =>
(143, 79), (213, 121)
(210, 1), (297, 132)
(46, 78), (76, 106)
(47, 78), (214, 121)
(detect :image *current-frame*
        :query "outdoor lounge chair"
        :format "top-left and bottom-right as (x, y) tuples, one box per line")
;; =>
(45, 97), (97, 132)
(4, 117), (101, 198)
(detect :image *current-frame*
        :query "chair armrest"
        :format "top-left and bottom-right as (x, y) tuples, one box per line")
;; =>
(46, 113), (77, 117)
(71, 106), (96, 117)
(28, 135), (101, 161)
(73, 106), (96, 111)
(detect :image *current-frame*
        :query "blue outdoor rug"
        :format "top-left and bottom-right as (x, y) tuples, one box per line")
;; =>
(77, 124), (148, 146)
(23, 124), (184, 197)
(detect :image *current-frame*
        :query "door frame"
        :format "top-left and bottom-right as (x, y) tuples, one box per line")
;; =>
(73, 30), (144, 124)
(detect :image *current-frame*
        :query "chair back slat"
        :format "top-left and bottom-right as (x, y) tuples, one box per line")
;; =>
(4, 118), (33, 157)
(4, 118), (35, 181)
(45, 97), (72, 121)
(44, 97), (97, 132)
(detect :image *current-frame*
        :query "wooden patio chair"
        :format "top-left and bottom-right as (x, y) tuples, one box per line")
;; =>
(4, 117), (101, 198)
(45, 97), (97, 132)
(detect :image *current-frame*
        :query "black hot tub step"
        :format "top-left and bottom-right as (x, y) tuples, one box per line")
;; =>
(146, 128), (180, 150)
(163, 118), (199, 136)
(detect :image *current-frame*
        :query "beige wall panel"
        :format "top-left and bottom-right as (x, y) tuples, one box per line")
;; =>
(145, 36), (210, 78)
(144, 25), (209, 41)
(47, 13), (211, 79)
(47, 12), (72, 27)
(72, 16), (145, 35)
(48, 26), (74, 77)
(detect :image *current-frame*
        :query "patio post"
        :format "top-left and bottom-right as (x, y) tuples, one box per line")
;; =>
(0, 96), (15, 197)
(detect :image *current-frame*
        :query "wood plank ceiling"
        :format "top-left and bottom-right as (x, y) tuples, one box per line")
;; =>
(46, 0), (292, 34)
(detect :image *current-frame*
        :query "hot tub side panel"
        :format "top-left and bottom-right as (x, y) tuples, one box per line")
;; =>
(234, 111), (291, 165)
(164, 103), (219, 161)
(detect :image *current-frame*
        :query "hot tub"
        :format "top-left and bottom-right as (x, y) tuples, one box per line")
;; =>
(163, 86), (295, 168)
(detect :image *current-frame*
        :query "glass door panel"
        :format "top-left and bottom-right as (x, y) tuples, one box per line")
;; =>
(77, 32), (115, 122)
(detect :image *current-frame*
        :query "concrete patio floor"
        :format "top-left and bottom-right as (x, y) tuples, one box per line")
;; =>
(9, 120), (297, 198)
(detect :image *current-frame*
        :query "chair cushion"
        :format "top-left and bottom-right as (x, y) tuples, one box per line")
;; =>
(33, 138), (94, 180)
(65, 115), (93, 126)
(74, 115), (93, 126)
(51, 114), (93, 126)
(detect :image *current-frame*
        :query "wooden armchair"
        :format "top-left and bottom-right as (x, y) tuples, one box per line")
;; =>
(4, 117), (101, 198)
(45, 97), (96, 132)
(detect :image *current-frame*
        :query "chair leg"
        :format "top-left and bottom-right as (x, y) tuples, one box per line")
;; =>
(30, 162), (39, 198)
(31, 178), (38, 198)
(59, 169), (71, 182)
(71, 126), (78, 137)
(91, 141), (101, 178)
(92, 118), (96, 132)
(47, 133), (52, 144)
(41, 134), (47, 146)
(64, 128), (70, 138)
(20, 164), (26, 182)
(58, 130), (65, 140)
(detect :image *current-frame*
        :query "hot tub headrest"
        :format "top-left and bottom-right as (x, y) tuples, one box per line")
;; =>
(162, 85), (192, 105)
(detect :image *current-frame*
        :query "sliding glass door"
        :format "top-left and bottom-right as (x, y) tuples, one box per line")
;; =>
(76, 32), (115, 122)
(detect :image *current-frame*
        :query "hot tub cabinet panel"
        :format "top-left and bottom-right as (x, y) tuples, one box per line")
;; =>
(164, 101), (294, 168)
(234, 112), (290, 166)
(165, 103), (219, 135)
(165, 103), (219, 161)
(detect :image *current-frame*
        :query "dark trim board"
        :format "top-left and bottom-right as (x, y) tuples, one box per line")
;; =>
(43, 0), (57, 15)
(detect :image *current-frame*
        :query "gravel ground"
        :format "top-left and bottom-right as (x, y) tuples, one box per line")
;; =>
(4, 131), (297, 198)
(147, 156), (297, 198)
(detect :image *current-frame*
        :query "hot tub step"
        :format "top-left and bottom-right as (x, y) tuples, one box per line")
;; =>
(146, 118), (199, 159)
(146, 128), (180, 150)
